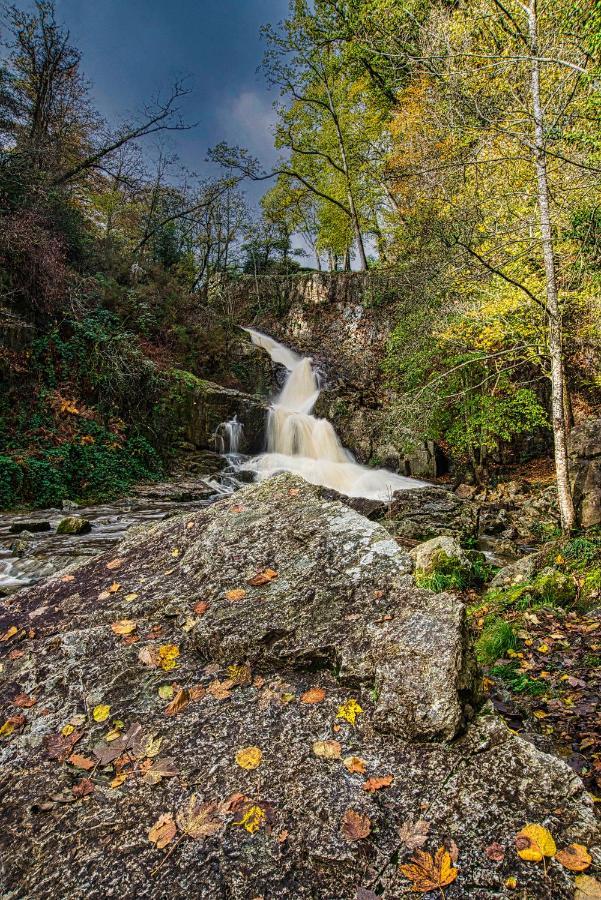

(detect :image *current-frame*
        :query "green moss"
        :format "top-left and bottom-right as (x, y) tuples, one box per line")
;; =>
(488, 661), (547, 696)
(416, 549), (495, 592)
(168, 369), (211, 391)
(476, 618), (518, 665)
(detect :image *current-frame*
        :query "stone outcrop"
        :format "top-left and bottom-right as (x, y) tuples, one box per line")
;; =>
(0, 475), (598, 899)
(381, 486), (478, 543)
(56, 515), (91, 535)
(570, 418), (601, 528)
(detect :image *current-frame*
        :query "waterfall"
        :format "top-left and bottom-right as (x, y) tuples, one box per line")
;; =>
(240, 327), (426, 500)
(216, 416), (243, 456)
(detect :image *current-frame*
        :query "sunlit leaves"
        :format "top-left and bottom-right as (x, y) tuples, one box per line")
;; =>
(235, 746), (262, 770)
(92, 704), (110, 723)
(515, 824), (556, 862)
(148, 813), (177, 849)
(400, 847), (459, 893)
(233, 804), (266, 834)
(336, 698), (363, 726)
(555, 844), (592, 872)
(158, 644), (179, 671)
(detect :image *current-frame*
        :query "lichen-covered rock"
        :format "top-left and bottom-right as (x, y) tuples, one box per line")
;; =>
(490, 551), (549, 589)
(570, 418), (601, 529)
(0, 474), (598, 899)
(410, 535), (468, 573)
(381, 486), (478, 543)
(56, 515), (92, 535)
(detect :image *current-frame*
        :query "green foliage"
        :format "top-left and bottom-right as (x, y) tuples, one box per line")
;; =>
(476, 619), (518, 665)
(488, 662), (547, 696)
(415, 549), (495, 592)
(0, 456), (24, 508)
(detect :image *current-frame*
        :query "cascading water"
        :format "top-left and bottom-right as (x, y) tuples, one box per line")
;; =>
(239, 327), (426, 500)
(215, 416), (243, 456)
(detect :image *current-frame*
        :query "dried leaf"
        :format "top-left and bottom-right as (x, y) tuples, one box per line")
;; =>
(398, 818), (431, 851)
(485, 841), (505, 862)
(148, 812), (177, 849)
(207, 678), (234, 700)
(0, 625), (18, 642)
(13, 693), (36, 708)
(313, 739), (341, 759)
(158, 685), (174, 700)
(247, 568), (278, 586)
(515, 824), (556, 862)
(110, 773), (127, 788)
(193, 601), (209, 616)
(400, 847), (459, 893)
(108, 582), (121, 593)
(44, 730), (82, 761)
(227, 663), (252, 685)
(171, 548), (180, 557)
(574, 875), (601, 899)
(341, 809), (371, 842)
(106, 558), (123, 570)
(344, 756), (367, 774)
(225, 588), (247, 602)
(142, 735), (163, 758)
(336, 699), (363, 726)
(159, 644), (179, 671)
(177, 795), (222, 839)
(233, 804), (266, 834)
(138, 646), (160, 668)
(142, 757), (178, 785)
(235, 746), (262, 770)
(92, 704), (110, 723)
(164, 688), (190, 717)
(363, 774), (393, 792)
(111, 619), (136, 635)
(300, 687), (325, 705)
(61, 723), (75, 737)
(555, 844), (592, 872)
(67, 753), (95, 771)
(72, 778), (95, 798)
(189, 684), (206, 701)
(0, 715), (26, 738)
(124, 593), (138, 602)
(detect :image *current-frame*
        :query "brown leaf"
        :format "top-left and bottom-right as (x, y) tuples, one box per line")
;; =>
(142, 757), (178, 785)
(227, 664), (252, 686)
(108, 581), (121, 593)
(106, 558), (123, 571)
(189, 684), (206, 701)
(400, 848), (459, 894)
(13, 693), (37, 708)
(67, 753), (95, 771)
(343, 756), (367, 774)
(574, 875), (601, 899)
(225, 588), (247, 602)
(398, 818), (431, 851)
(485, 841), (505, 862)
(193, 601), (209, 616)
(176, 794), (222, 840)
(556, 844), (592, 872)
(164, 688), (190, 717)
(72, 778), (95, 799)
(138, 646), (160, 668)
(220, 792), (249, 815)
(341, 809), (372, 842)
(300, 687), (325, 705)
(312, 739), (341, 759)
(148, 812), (177, 849)
(363, 774), (394, 792)
(207, 678), (234, 700)
(247, 568), (278, 586)
(44, 730), (83, 762)
(110, 619), (136, 635)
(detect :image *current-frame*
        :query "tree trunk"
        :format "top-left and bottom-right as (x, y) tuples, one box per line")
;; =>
(527, 0), (575, 531)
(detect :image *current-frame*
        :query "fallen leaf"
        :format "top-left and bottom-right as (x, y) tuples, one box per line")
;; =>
(556, 844), (592, 872)
(341, 809), (371, 842)
(189, 685), (206, 701)
(67, 753), (95, 771)
(399, 818), (431, 851)
(142, 757), (178, 785)
(171, 548), (180, 558)
(301, 687), (325, 705)
(44, 730), (82, 761)
(225, 588), (247, 602)
(165, 688), (190, 717)
(505, 875), (518, 889)
(158, 685), (174, 700)
(247, 568), (278, 586)
(108, 582), (121, 593)
(138, 646), (160, 668)
(236, 746), (262, 770)
(177, 795), (223, 839)
(61, 723), (75, 737)
(159, 644), (179, 671)
(313, 740), (341, 759)
(233, 804), (266, 834)
(106, 558), (123, 570)
(207, 678), (234, 700)
(61, 574), (76, 582)
(193, 601), (209, 616)
(148, 812), (177, 849)
(142, 735), (163, 758)
(125, 593), (138, 602)
(97, 591), (111, 601)
(363, 774), (394, 792)
(0, 715), (26, 738)
(227, 664), (252, 685)
(515, 824), (556, 862)
(336, 699), (363, 726)
(12, 692), (36, 708)
(400, 847), (459, 893)
(0, 625), (18, 642)
(574, 875), (601, 899)
(110, 773), (127, 788)
(344, 756), (367, 774)
(485, 841), (505, 862)
(92, 704), (110, 723)
(72, 778), (95, 798)
(111, 619), (136, 635)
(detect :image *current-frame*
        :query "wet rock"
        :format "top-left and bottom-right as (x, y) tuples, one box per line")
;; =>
(8, 521), (51, 534)
(0, 474), (598, 899)
(130, 480), (216, 502)
(381, 486), (478, 543)
(490, 551), (549, 589)
(56, 515), (92, 535)
(410, 535), (468, 573)
(9, 536), (30, 556)
(569, 418), (601, 528)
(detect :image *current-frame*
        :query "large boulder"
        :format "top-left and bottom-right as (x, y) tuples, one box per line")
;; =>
(382, 486), (478, 543)
(570, 418), (601, 528)
(0, 475), (598, 899)
(56, 515), (91, 535)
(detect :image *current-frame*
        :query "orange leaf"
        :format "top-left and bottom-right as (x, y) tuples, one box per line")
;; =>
(225, 588), (247, 602)
(13, 693), (37, 708)
(363, 774), (394, 792)
(341, 809), (371, 842)
(300, 687), (325, 705)
(400, 847), (458, 893)
(111, 619), (136, 635)
(148, 812), (177, 849)
(164, 688), (190, 717)
(67, 753), (95, 771)
(106, 558), (123, 570)
(193, 601), (209, 616)
(247, 568), (278, 586)
(556, 844), (592, 872)
(108, 582), (121, 593)
(343, 756), (367, 774)
(72, 778), (95, 798)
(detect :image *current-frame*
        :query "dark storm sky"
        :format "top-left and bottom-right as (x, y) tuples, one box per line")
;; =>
(52, 0), (290, 201)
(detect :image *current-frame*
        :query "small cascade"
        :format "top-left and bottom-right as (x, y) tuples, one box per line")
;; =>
(239, 327), (426, 500)
(215, 415), (243, 456)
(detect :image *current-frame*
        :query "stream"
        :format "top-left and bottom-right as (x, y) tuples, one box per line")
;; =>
(0, 328), (427, 595)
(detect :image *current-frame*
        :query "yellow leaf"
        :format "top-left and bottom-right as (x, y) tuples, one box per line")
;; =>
(235, 746), (262, 770)
(61, 723), (75, 737)
(171, 548), (180, 558)
(515, 824), (556, 861)
(400, 847), (458, 892)
(105, 728), (122, 741)
(92, 704), (111, 723)
(537, 643), (549, 653)
(312, 740), (341, 759)
(556, 844), (592, 872)
(574, 875), (601, 899)
(0, 720), (15, 737)
(336, 698), (363, 726)
(110, 619), (136, 635)
(233, 804), (266, 834)
(225, 588), (247, 602)
(158, 685), (174, 700)
(0, 625), (18, 642)
(505, 876), (518, 889)
(125, 593), (138, 602)
(111, 773), (127, 789)
(144, 736), (163, 758)
(108, 582), (121, 593)
(159, 644), (179, 671)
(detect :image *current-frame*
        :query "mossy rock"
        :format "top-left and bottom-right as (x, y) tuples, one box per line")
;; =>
(56, 516), (92, 535)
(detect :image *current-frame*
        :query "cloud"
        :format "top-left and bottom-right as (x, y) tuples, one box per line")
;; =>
(220, 89), (278, 166)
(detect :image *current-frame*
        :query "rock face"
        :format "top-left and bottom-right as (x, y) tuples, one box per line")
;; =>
(56, 515), (92, 535)
(569, 418), (601, 528)
(383, 486), (478, 543)
(410, 535), (469, 573)
(0, 475), (598, 899)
